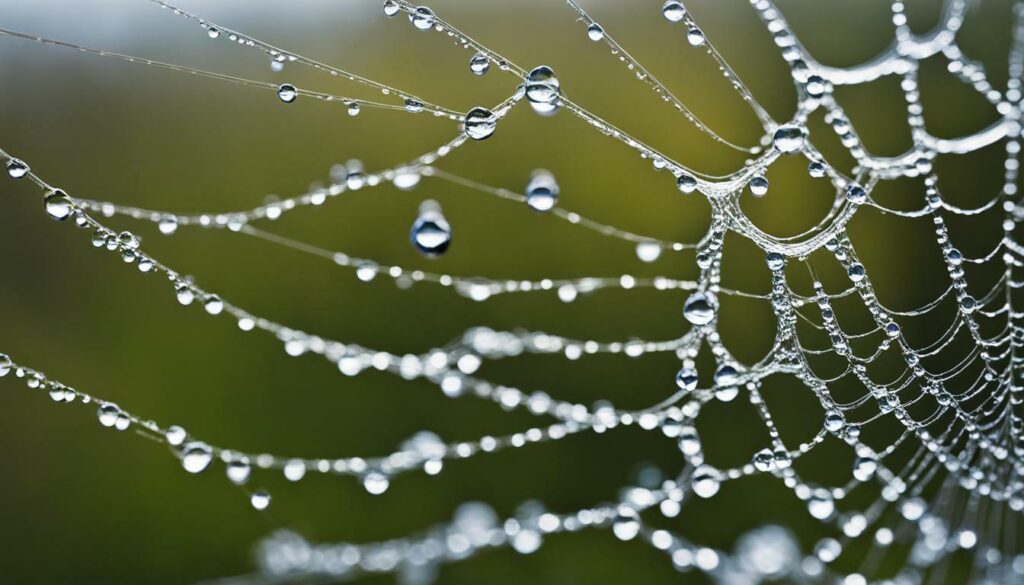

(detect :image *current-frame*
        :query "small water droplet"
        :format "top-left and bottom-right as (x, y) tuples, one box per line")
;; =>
(383, 0), (400, 17)
(676, 173), (698, 194)
(277, 84), (297, 103)
(683, 291), (716, 325)
(526, 66), (561, 115)
(852, 455), (877, 481)
(44, 189), (74, 220)
(176, 284), (195, 306)
(165, 425), (187, 446)
(749, 175), (769, 197)
(204, 295), (224, 315)
(846, 183), (866, 204)
(612, 509), (640, 540)
(409, 6), (435, 30)
(587, 23), (605, 41)
(207, 28), (220, 39)
(226, 459), (251, 484)
(469, 52), (490, 75)
(766, 251), (785, 271)
(158, 215), (178, 235)
(686, 26), (705, 47)
(347, 102), (361, 116)
(404, 99), (424, 113)
(807, 491), (834, 519)
(824, 408), (846, 433)
(526, 169), (559, 212)
(808, 160), (826, 178)
(182, 442), (213, 474)
(6, 158), (29, 179)
(753, 449), (775, 472)
(662, 1), (686, 22)
(464, 106), (497, 140)
(692, 465), (721, 498)
(363, 470), (390, 494)
(636, 241), (662, 262)
(250, 490), (271, 510)
(410, 200), (452, 257)
(675, 367), (698, 391)
(0, 353), (11, 377)
(97, 403), (121, 428)
(772, 125), (806, 153)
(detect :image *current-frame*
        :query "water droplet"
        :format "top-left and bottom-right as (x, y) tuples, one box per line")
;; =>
(363, 470), (390, 494)
(636, 241), (662, 262)
(469, 52), (490, 75)
(158, 215), (178, 235)
(808, 160), (826, 178)
(227, 459), (252, 484)
(118, 231), (140, 250)
(692, 465), (721, 498)
(714, 364), (739, 387)
(686, 27), (705, 47)
(852, 455), (877, 481)
(182, 442), (213, 474)
(847, 263), (865, 282)
(587, 23), (605, 41)
(204, 295), (224, 315)
(824, 408), (846, 433)
(772, 125), (806, 153)
(678, 426), (701, 455)
(409, 6), (435, 30)
(44, 189), (74, 220)
(676, 173), (698, 194)
(207, 28), (221, 39)
(662, 1), (686, 22)
(7, 158), (29, 179)
(383, 0), (400, 17)
(753, 448), (775, 472)
(0, 353), (11, 377)
(250, 490), (271, 510)
(176, 284), (195, 306)
(612, 509), (640, 540)
(393, 167), (421, 190)
(807, 491), (834, 519)
(749, 175), (769, 197)
(165, 425), (187, 446)
(846, 183), (866, 205)
(284, 459), (306, 481)
(675, 367), (698, 391)
(97, 403), (121, 428)
(683, 291), (716, 325)
(526, 169), (559, 212)
(277, 84), (297, 103)
(766, 252), (785, 271)
(347, 102), (361, 116)
(464, 107), (497, 140)
(526, 66), (561, 115)
(410, 200), (451, 256)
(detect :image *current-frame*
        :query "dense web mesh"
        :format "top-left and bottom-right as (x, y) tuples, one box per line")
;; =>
(1, 0), (1024, 583)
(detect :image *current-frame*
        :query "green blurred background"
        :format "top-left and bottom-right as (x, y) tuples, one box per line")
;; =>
(0, 0), (1015, 583)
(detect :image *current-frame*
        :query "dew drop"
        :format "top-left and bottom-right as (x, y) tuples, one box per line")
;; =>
(181, 442), (214, 474)
(683, 291), (716, 325)
(44, 189), (74, 220)
(772, 125), (806, 153)
(753, 449), (775, 472)
(662, 1), (685, 22)
(410, 200), (452, 257)
(526, 169), (559, 212)
(464, 107), (497, 140)
(176, 285), (195, 306)
(749, 175), (769, 197)
(692, 465), (721, 498)
(207, 28), (221, 39)
(469, 52), (490, 75)
(676, 173), (698, 194)
(383, 0), (400, 17)
(675, 367), (698, 391)
(808, 160), (826, 178)
(852, 455), (877, 481)
(807, 492), (835, 519)
(165, 425), (187, 446)
(6, 158), (29, 179)
(277, 84), (297, 103)
(612, 509), (640, 540)
(846, 183), (866, 205)
(526, 66), (561, 115)
(0, 353), (11, 377)
(203, 295), (224, 315)
(847, 263), (866, 282)
(824, 408), (846, 433)
(363, 470), (390, 495)
(766, 251), (785, 271)
(409, 6), (435, 30)
(158, 215), (178, 235)
(686, 26), (705, 47)
(250, 490), (271, 510)
(97, 403), (121, 428)
(404, 99), (424, 113)
(587, 23), (605, 41)
(347, 102), (361, 117)
(636, 241), (662, 263)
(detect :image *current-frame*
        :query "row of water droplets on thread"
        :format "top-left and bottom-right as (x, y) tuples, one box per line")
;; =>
(2, 0), (1024, 583)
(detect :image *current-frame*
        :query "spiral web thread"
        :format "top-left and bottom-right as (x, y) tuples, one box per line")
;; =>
(1, 0), (1024, 583)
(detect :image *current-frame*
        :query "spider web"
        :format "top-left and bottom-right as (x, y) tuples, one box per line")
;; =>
(0, 0), (1023, 583)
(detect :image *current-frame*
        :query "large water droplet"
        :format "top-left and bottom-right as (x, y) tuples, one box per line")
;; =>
(692, 465), (721, 498)
(250, 490), (271, 510)
(612, 509), (640, 540)
(526, 66), (561, 115)
(7, 158), (29, 179)
(526, 169), (559, 212)
(0, 353), (11, 377)
(464, 107), (497, 140)
(383, 0), (400, 17)
(204, 295), (224, 315)
(766, 252), (785, 271)
(683, 291), (716, 325)
(824, 408), (846, 433)
(587, 23), (605, 41)
(676, 173), (698, 194)
(227, 459), (252, 484)
(772, 125), (806, 153)
(675, 367), (698, 391)
(469, 52), (490, 75)
(97, 403), (121, 428)
(846, 183), (866, 204)
(749, 175), (769, 197)
(181, 442), (213, 473)
(852, 455), (877, 481)
(363, 470), (390, 494)
(686, 27), (705, 47)
(158, 215), (178, 235)
(409, 6), (435, 30)
(807, 492), (835, 519)
(662, 1), (685, 22)
(410, 200), (452, 256)
(44, 189), (74, 221)
(636, 241), (661, 262)
(277, 84), (297, 103)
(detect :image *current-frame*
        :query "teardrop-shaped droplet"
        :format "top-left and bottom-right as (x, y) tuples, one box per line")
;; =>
(808, 160), (826, 178)
(181, 442), (214, 474)
(6, 158), (29, 179)
(277, 84), (297, 103)
(526, 169), (559, 212)
(469, 52), (490, 75)
(44, 189), (74, 220)
(464, 107), (497, 140)
(587, 23), (605, 41)
(683, 291), (716, 325)
(409, 6), (435, 30)
(410, 201), (452, 257)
